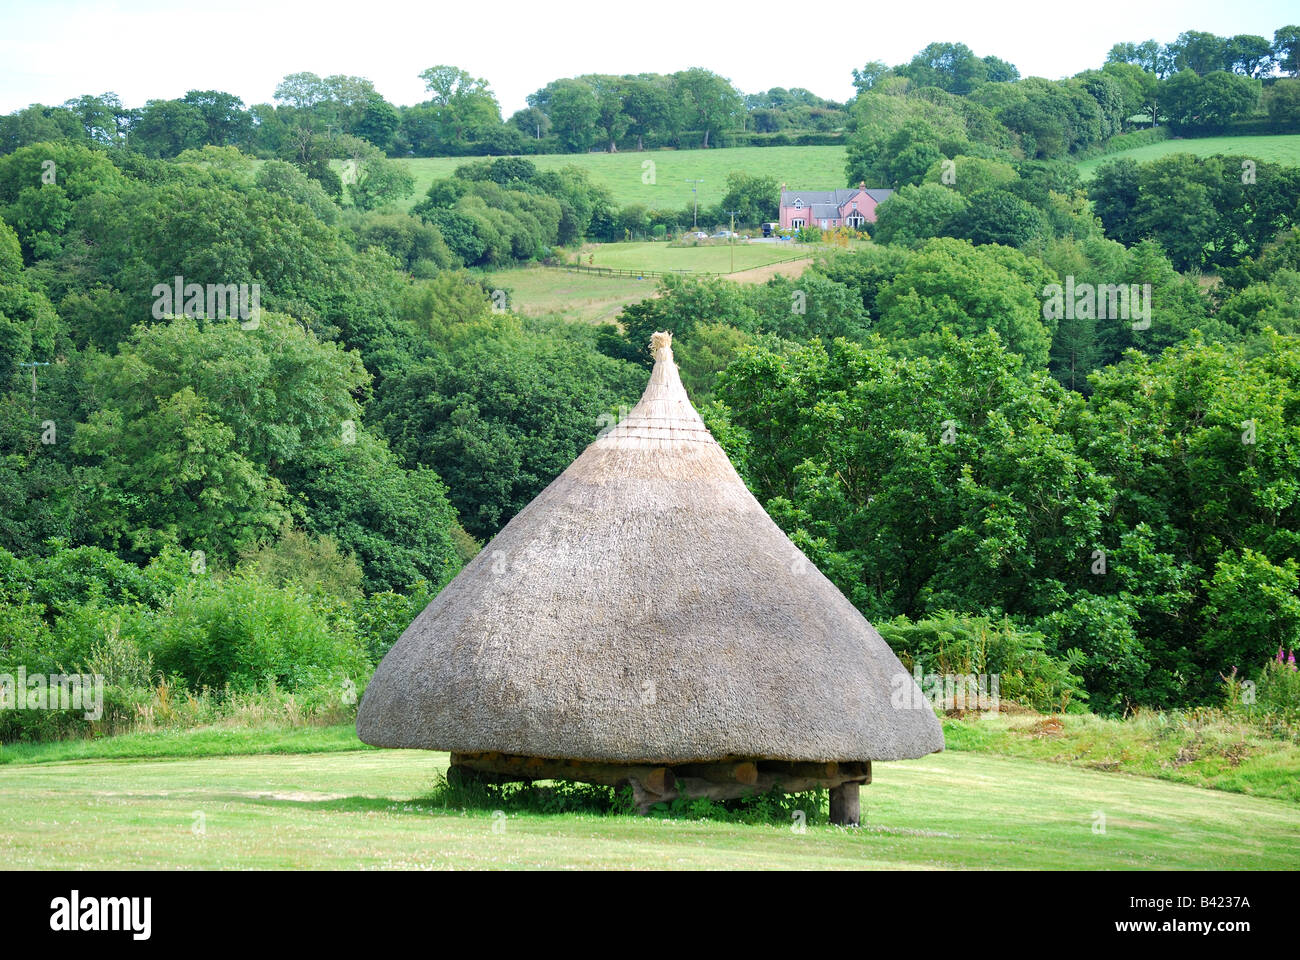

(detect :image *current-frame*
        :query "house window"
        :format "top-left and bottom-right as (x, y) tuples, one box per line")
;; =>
(846, 214), (865, 228)
(793, 198), (803, 209)
(791, 218), (805, 229)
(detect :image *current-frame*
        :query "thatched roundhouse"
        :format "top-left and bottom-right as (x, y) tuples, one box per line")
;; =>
(358, 332), (943, 823)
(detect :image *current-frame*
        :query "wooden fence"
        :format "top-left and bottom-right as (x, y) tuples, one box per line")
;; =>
(540, 250), (811, 280)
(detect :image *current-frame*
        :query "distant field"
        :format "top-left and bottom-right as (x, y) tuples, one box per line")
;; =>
(391, 145), (849, 213)
(479, 242), (815, 321)
(481, 266), (655, 323)
(1075, 134), (1300, 178)
(570, 239), (814, 274)
(382, 137), (1300, 211)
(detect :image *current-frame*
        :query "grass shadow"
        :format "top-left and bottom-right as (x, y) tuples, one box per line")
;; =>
(413, 772), (832, 826)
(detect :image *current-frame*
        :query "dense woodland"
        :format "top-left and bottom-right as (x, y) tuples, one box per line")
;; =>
(3, 27), (1300, 166)
(2, 28), (1300, 740)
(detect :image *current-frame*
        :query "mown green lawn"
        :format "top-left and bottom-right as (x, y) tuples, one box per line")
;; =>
(389, 145), (848, 212)
(2, 741), (1295, 869)
(1075, 134), (1300, 178)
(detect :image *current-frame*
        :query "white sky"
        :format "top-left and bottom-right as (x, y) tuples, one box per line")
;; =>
(1, 0), (1296, 115)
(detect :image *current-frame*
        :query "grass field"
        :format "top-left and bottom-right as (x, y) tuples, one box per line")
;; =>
(2, 741), (1294, 869)
(391, 146), (848, 213)
(481, 266), (656, 323)
(1075, 134), (1300, 178)
(571, 240), (813, 274)
(945, 710), (1300, 804)
(383, 135), (1300, 214)
(479, 241), (814, 321)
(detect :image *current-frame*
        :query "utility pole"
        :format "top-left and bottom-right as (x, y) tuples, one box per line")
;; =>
(16, 361), (50, 418)
(723, 209), (740, 273)
(685, 179), (704, 229)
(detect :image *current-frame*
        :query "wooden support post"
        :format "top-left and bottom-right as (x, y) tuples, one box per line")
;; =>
(829, 781), (861, 827)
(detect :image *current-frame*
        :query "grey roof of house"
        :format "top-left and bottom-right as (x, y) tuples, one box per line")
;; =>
(780, 187), (893, 210)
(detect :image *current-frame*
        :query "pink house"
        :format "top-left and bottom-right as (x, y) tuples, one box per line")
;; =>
(778, 182), (893, 231)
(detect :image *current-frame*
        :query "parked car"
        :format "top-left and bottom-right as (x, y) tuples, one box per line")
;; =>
(761, 222), (778, 237)
(691, 231), (708, 240)
(711, 230), (735, 239)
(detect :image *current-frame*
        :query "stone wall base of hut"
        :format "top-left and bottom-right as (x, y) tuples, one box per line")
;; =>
(450, 752), (871, 816)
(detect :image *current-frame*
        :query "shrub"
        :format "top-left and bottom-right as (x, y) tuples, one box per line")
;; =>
(145, 575), (370, 692)
(1201, 550), (1300, 675)
(238, 529), (365, 601)
(351, 581), (438, 663)
(878, 612), (1085, 714)
(1256, 656), (1300, 724)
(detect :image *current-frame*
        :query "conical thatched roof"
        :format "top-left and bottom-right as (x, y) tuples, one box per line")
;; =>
(358, 332), (943, 764)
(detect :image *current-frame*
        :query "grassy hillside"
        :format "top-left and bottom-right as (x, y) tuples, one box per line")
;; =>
(2, 745), (1294, 869)
(391, 145), (849, 212)
(1075, 133), (1300, 178)
(389, 135), (1300, 214)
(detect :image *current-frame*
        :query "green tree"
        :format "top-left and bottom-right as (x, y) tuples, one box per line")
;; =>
(354, 93), (400, 152)
(180, 89), (252, 147)
(896, 42), (991, 95)
(1224, 34), (1274, 77)
(579, 75), (630, 152)
(1202, 550), (1300, 671)
(875, 237), (1056, 367)
(1169, 30), (1228, 75)
(541, 79), (600, 153)
(417, 65), (501, 145)
(715, 332), (1109, 631)
(671, 68), (742, 148)
(1159, 70), (1259, 129)
(1264, 78), (1300, 123)
(851, 61), (891, 94)
(717, 171), (779, 224)
(620, 75), (677, 150)
(128, 99), (207, 157)
(949, 188), (1048, 247)
(374, 318), (643, 538)
(870, 183), (968, 247)
(72, 313), (369, 563)
(922, 155), (1018, 196)
(1276, 25), (1300, 76)
(347, 154), (415, 211)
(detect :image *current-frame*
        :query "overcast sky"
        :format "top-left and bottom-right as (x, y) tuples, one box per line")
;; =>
(1, 0), (1296, 115)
